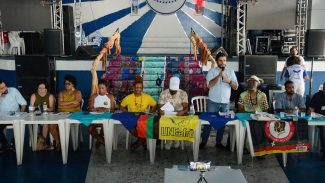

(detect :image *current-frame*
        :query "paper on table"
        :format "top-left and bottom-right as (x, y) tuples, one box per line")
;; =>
(160, 102), (175, 112)
(164, 111), (177, 116)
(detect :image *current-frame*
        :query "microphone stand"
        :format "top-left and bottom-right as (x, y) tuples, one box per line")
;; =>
(309, 57), (314, 100)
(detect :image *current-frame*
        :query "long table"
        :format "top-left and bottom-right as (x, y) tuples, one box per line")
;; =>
(0, 112), (27, 165)
(3, 112), (245, 165)
(237, 113), (325, 167)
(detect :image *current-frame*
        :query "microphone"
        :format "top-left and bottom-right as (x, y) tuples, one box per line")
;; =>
(221, 67), (225, 80)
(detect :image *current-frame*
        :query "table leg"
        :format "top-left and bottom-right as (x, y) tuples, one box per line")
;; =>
(32, 124), (38, 151)
(58, 120), (66, 164)
(13, 121), (21, 165)
(104, 120), (114, 163)
(238, 121), (245, 165)
(20, 123), (26, 164)
(230, 125), (235, 152)
(70, 124), (76, 151)
(65, 121), (72, 163)
(148, 139), (156, 164)
(194, 122), (202, 161)
(282, 153), (287, 167)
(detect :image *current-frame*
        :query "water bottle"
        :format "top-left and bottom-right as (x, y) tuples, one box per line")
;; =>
(43, 102), (48, 115)
(189, 105), (195, 115)
(293, 106), (299, 117)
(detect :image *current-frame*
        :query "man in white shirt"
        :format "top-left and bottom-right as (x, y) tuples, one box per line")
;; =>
(0, 80), (27, 151)
(200, 53), (238, 149)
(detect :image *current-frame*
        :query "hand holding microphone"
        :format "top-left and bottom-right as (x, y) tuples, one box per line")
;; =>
(220, 67), (225, 80)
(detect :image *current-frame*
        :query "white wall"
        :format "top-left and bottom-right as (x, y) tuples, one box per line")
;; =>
(247, 0), (296, 30)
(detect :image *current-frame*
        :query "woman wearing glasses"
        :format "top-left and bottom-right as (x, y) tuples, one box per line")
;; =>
(54, 74), (82, 151)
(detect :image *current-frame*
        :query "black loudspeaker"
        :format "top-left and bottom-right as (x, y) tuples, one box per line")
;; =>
(15, 55), (56, 98)
(63, 6), (74, 33)
(306, 29), (325, 57)
(76, 46), (98, 59)
(44, 29), (63, 56)
(64, 33), (75, 56)
(238, 55), (277, 84)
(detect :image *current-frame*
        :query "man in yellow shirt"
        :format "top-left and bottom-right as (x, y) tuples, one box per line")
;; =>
(120, 81), (157, 150)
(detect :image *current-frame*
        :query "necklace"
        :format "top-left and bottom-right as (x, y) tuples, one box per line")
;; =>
(249, 91), (258, 106)
(134, 94), (143, 111)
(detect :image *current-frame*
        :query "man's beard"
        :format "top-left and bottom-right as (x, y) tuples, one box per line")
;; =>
(217, 64), (226, 69)
(2, 89), (8, 95)
(286, 91), (294, 95)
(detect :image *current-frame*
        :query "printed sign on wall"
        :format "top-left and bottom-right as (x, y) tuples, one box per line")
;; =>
(131, 0), (139, 15)
(146, 0), (187, 14)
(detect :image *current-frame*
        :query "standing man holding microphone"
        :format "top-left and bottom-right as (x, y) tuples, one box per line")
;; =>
(200, 53), (238, 149)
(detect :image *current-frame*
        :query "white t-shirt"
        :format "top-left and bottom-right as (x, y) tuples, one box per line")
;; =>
(94, 95), (111, 109)
(284, 64), (308, 85)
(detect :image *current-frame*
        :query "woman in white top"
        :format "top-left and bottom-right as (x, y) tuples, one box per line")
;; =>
(87, 79), (115, 146)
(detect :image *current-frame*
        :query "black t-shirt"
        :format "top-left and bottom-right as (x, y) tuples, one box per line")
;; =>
(309, 91), (325, 115)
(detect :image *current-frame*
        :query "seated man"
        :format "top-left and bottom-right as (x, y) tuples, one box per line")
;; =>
(0, 80), (27, 152)
(275, 80), (305, 114)
(158, 76), (189, 150)
(238, 75), (269, 112)
(88, 79), (116, 147)
(120, 80), (157, 150)
(308, 81), (325, 160)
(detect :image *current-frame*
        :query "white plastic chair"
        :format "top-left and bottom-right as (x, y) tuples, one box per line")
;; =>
(191, 96), (209, 112)
(8, 32), (25, 55)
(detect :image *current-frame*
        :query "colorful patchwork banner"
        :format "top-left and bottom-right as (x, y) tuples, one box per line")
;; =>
(249, 119), (310, 156)
(159, 115), (199, 142)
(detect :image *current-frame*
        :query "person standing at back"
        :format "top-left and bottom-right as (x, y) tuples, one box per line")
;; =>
(200, 52), (238, 149)
(280, 46), (306, 81)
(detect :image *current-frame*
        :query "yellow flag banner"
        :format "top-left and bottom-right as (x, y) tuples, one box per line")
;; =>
(159, 115), (199, 142)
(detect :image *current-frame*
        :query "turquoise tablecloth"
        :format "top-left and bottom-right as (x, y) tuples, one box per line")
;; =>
(68, 112), (112, 126)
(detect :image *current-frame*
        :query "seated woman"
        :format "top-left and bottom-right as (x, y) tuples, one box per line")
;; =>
(29, 81), (55, 150)
(87, 79), (115, 146)
(55, 74), (82, 151)
(120, 80), (157, 150)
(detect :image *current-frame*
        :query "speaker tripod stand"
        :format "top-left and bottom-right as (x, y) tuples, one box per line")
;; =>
(197, 171), (208, 183)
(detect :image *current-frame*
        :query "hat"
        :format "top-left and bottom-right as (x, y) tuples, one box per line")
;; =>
(246, 75), (263, 84)
(169, 76), (180, 91)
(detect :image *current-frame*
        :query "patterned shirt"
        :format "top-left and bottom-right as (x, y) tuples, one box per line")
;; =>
(238, 90), (269, 112)
(158, 89), (188, 112)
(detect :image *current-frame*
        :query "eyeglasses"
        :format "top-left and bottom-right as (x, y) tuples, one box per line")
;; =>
(64, 82), (72, 86)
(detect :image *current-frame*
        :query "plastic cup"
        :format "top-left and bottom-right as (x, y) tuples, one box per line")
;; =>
(28, 106), (35, 116)
(280, 112), (285, 118)
(300, 112), (306, 118)
(230, 111), (235, 119)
